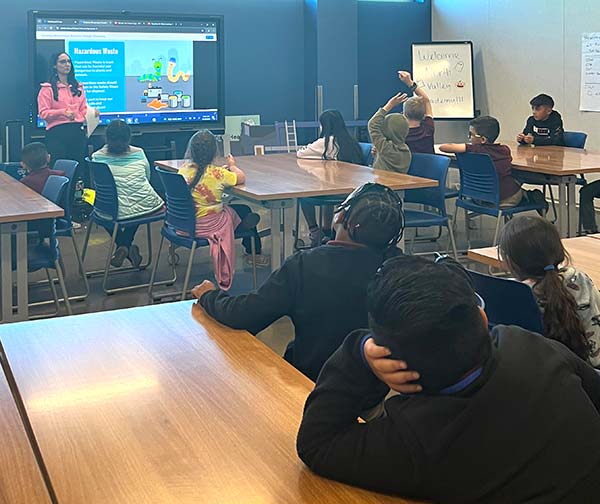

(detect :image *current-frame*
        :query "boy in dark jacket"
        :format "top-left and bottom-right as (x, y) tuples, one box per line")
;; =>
(192, 183), (404, 381)
(20, 142), (65, 194)
(517, 93), (564, 146)
(297, 255), (600, 503)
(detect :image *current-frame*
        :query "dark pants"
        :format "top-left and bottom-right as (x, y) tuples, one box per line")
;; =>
(231, 204), (262, 255)
(580, 180), (600, 233)
(45, 123), (89, 184)
(101, 223), (139, 248)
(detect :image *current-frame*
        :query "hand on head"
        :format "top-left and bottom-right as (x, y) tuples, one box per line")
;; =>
(363, 338), (422, 394)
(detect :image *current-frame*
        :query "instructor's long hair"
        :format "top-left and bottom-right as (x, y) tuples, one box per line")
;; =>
(498, 216), (589, 361)
(49, 52), (82, 101)
(184, 130), (218, 193)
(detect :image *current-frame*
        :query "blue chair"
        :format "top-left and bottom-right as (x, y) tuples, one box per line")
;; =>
(49, 160), (89, 301)
(455, 152), (547, 247)
(405, 153), (458, 258)
(148, 168), (257, 301)
(0, 162), (26, 180)
(359, 142), (374, 166)
(26, 175), (73, 317)
(81, 159), (170, 295)
(563, 131), (588, 149)
(468, 269), (544, 334)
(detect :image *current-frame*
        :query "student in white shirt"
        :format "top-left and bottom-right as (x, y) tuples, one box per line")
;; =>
(297, 109), (363, 247)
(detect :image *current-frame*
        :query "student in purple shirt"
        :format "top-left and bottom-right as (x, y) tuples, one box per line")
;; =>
(399, 71), (435, 154)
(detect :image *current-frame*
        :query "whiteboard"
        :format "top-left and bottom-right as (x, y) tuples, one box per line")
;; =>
(412, 42), (475, 119)
(580, 33), (600, 112)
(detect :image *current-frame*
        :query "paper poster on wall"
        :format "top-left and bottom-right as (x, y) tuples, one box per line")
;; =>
(412, 42), (475, 119)
(580, 33), (600, 112)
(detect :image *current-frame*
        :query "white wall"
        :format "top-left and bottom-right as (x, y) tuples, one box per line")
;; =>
(432, 0), (600, 150)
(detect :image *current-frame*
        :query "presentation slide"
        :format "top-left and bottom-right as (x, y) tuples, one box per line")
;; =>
(31, 13), (223, 129)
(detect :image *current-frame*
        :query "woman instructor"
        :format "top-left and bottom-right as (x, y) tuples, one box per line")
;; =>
(37, 52), (93, 167)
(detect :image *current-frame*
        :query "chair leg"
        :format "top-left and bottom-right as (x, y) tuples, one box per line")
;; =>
(250, 236), (257, 290)
(464, 208), (471, 249)
(294, 201), (302, 250)
(148, 234), (165, 302)
(181, 242), (197, 301)
(81, 220), (94, 263)
(447, 221), (459, 260)
(70, 231), (90, 300)
(101, 223), (119, 295)
(492, 214), (503, 247)
(54, 261), (72, 315)
(45, 268), (60, 315)
(545, 184), (558, 223)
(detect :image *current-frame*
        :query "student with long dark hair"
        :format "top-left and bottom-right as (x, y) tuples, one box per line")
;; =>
(178, 130), (266, 289)
(499, 216), (600, 365)
(92, 120), (164, 267)
(37, 52), (94, 167)
(297, 109), (364, 247)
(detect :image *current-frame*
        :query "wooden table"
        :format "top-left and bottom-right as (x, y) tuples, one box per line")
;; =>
(435, 143), (600, 238)
(0, 301), (420, 504)
(468, 236), (600, 286)
(0, 172), (64, 323)
(155, 154), (437, 270)
(0, 356), (51, 503)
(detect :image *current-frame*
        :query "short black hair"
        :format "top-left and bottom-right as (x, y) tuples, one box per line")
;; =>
(530, 94), (554, 108)
(469, 115), (500, 143)
(367, 255), (491, 393)
(105, 120), (132, 155)
(21, 142), (49, 171)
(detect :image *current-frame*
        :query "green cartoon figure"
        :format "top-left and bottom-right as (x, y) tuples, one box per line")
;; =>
(139, 58), (163, 83)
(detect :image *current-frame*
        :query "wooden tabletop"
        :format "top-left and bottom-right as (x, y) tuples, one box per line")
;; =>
(0, 302), (420, 504)
(435, 143), (600, 176)
(0, 357), (51, 503)
(155, 154), (437, 200)
(0, 172), (64, 224)
(468, 236), (600, 286)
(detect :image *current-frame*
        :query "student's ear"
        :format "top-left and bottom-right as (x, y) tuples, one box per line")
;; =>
(46, 154), (51, 164)
(333, 209), (345, 226)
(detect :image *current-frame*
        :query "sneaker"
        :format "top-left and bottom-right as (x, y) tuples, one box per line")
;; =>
(110, 246), (129, 267)
(128, 244), (143, 268)
(239, 212), (260, 231)
(526, 189), (549, 217)
(243, 252), (270, 268)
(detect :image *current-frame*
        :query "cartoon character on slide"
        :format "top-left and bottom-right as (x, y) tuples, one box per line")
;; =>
(167, 58), (190, 83)
(139, 58), (163, 83)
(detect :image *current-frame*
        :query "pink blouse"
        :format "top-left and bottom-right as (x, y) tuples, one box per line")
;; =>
(37, 82), (88, 130)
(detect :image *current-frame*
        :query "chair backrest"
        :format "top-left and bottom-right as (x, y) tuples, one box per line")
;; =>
(155, 167), (197, 237)
(41, 175), (69, 204)
(455, 152), (500, 207)
(563, 131), (587, 149)
(468, 269), (544, 334)
(86, 158), (119, 220)
(52, 159), (79, 221)
(0, 162), (26, 180)
(358, 142), (374, 166)
(406, 153), (450, 216)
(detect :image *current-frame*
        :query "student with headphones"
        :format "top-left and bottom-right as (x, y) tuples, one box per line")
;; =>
(191, 183), (405, 381)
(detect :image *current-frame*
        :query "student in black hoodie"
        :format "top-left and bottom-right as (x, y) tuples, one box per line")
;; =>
(297, 255), (600, 503)
(517, 93), (564, 146)
(192, 183), (404, 381)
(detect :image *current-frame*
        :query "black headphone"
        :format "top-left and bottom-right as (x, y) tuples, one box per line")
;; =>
(335, 182), (405, 248)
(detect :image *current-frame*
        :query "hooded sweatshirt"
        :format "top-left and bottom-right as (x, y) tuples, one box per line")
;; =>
(368, 108), (412, 173)
(519, 110), (564, 146)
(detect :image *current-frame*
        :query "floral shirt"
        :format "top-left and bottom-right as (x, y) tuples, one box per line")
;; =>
(178, 163), (237, 218)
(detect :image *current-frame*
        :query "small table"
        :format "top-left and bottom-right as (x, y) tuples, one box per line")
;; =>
(0, 356), (51, 503)
(0, 301), (421, 503)
(468, 236), (600, 286)
(434, 143), (600, 238)
(155, 154), (437, 271)
(0, 172), (64, 322)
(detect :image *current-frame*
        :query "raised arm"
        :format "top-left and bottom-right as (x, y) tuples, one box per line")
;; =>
(398, 71), (432, 117)
(368, 93), (408, 155)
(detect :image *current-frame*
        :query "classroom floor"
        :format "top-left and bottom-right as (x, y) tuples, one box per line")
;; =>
(26, 201), (511, 357)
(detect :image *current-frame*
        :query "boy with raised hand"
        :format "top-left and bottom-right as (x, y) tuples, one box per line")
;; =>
(368, 92), (412, 173)
(192, 183), (404, 382)
(517, 93), (564, 146)
(399, 70), (435, 154)
(297, 255), (600, 503)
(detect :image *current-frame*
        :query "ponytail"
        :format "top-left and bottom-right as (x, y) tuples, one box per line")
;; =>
(534, 267), (589, 361)
(185, 130), (217, 192)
